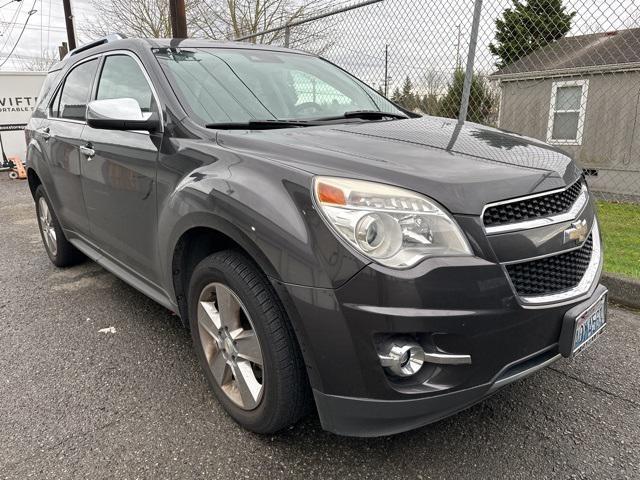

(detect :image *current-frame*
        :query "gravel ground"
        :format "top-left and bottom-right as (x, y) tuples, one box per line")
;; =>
(1, 176), (639, 479)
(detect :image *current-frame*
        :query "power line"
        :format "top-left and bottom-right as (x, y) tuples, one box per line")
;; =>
(0, 0), (37, 67)
(0, 0), (24, 51)
(0, 0), (21, 10)
(1, 20), (66, 31)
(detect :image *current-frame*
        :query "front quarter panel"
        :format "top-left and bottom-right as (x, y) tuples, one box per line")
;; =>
(156, 138), (369, 296)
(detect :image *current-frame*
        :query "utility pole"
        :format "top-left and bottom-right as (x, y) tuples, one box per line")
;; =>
(284, 26), (291, 48)
(169, 0), (188, 38)
(384, 44), (389, 97)
(61, 0), (76, 50)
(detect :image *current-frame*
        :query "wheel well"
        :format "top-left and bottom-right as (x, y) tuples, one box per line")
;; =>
(27, 168), (42, 199)
(171, 227), (256, 328)
(171, 227), (318, 389)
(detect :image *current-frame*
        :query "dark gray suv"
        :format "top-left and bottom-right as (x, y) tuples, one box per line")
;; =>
(25, 35), (607, 437)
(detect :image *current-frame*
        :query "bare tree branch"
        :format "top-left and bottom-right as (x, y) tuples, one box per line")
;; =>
(79, 0), (337, 56)
(17, 49), (59, 71)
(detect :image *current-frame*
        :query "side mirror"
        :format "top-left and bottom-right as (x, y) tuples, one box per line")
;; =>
(86, 98), (160, 132)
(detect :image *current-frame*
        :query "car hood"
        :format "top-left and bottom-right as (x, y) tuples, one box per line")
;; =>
(216, 116), (582, 215)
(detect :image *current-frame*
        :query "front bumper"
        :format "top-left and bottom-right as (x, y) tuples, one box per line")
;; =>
(273, 254), (606, 437)
(313, 343), (563, 437)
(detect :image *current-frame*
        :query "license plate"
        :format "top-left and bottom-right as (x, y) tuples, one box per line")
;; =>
(572, 294), (607, 355)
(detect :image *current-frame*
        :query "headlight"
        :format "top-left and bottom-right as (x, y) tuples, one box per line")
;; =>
(313, 177), (472, 268)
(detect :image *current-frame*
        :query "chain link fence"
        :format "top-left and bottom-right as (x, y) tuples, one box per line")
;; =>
(234, 0), (640, 203)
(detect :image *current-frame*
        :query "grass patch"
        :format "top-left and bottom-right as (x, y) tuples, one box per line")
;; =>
(596, 201), (640, 279)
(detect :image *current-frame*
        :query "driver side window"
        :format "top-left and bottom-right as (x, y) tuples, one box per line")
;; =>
(96, 54), (155, 112)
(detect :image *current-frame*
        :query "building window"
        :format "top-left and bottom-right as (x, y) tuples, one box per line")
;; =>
(547, 79), (589, 145)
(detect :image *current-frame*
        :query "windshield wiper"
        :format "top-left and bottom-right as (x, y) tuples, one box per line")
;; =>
(205, 119), (320, 130)
(204, 111), (410, 130)
(313, 110), (409, 122)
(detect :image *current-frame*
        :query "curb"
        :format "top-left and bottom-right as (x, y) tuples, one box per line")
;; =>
(601, 272), (640, 310)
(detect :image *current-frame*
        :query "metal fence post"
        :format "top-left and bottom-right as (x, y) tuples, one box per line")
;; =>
(284, 26), (291, 48)
(458, 0), (483, 124)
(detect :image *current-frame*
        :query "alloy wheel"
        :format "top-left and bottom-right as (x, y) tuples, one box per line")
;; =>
(38, 196), (57, 257)
(197, 282), (264, 410)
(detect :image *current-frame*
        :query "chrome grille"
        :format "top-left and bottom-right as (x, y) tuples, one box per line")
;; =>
(505, 233), (594, 297)
(483, 179), (583, 228)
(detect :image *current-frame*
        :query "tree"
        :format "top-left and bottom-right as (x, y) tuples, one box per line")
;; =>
(400, 76), (416, 110)
(489, 0), (575, 68)
(416, 94), (439, 116)
(415, 69), (446, 115)
(420, 69), (446, 98)
(83, 0), (193, 38)
(390, 87), (401, 105)
(19, 49), (59, 72)
(437, 68), (497, 125)
(195, 0), (336, 53)
(192, 0), (308, 41)
(391, 76), (417, 111)
(83, 0), (334, 54)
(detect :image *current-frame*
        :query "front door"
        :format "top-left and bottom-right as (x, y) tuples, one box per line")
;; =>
(80, 53), (162, 283)
(42, 58), (99, 235)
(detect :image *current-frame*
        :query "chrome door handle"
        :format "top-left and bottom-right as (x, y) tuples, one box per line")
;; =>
(39, 127), (51, 140)
(80, 145), (95, 158)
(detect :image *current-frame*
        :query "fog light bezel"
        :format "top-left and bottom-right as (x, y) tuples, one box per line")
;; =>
(378, 340), (425, 377)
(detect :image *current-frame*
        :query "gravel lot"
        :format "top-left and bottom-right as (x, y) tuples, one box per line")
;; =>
(1, 175), (639, 479)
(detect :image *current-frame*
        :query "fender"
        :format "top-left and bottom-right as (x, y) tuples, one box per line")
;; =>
(164, 210), (282, 292)
(156, 147), (369, 296)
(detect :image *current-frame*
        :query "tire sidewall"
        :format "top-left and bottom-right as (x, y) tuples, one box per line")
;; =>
(187, 254), (282, 431)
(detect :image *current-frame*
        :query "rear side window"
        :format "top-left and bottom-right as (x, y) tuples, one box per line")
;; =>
(96, 55), (155, 112)
(34, 71), (61, 112)
(51, 59), (99, 121)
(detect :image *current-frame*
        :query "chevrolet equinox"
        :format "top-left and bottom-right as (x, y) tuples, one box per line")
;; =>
(25, 35), (607, 437)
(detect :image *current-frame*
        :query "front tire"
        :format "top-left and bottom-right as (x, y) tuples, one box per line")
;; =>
(188, 250), (310, 434)
(35, 185), (84, 267)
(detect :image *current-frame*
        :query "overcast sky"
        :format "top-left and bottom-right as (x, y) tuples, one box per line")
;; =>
(1, 0), (638, 92)
(0, 0), (94, 69)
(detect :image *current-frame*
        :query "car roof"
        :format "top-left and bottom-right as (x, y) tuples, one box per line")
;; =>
(49, 36), (312, 72)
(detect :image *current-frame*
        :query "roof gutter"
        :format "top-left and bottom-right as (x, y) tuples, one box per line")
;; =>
(490, 62), (640, 81)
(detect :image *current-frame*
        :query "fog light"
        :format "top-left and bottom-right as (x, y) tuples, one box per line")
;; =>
(378, 340), (425, 377)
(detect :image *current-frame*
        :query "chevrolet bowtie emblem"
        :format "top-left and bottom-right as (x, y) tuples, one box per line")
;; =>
(564, 219), (589, 244)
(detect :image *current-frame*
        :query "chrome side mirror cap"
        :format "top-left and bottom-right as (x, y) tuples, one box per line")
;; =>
(86, 98), (160, 132)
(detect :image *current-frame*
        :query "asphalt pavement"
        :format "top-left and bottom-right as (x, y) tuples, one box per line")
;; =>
(1, 176), (639, 479)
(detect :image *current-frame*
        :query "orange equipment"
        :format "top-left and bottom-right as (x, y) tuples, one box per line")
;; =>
(7, 156), (27, 180)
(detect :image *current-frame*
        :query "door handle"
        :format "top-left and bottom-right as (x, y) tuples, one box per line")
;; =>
(39, 127), (51, 140)
(80, 145), (95, 159)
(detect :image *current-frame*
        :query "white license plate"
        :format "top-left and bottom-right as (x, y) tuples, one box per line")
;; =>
(572, 294), (607, 355)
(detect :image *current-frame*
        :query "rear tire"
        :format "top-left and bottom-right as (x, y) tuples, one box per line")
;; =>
(35, 185), (84, 267)
(188, 250), (311, 434)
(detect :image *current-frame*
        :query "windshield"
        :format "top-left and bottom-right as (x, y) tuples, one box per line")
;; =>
(154, 47), (402, 125)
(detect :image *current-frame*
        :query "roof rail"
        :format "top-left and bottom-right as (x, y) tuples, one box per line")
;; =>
(65, 33), (127, 59)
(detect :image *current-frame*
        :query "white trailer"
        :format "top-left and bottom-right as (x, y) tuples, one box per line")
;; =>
(0, 71), (46, 168)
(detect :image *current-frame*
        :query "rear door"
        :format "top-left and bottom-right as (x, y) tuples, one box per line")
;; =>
(80, 52), (162, 282)
(40, 58), (99, 235)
